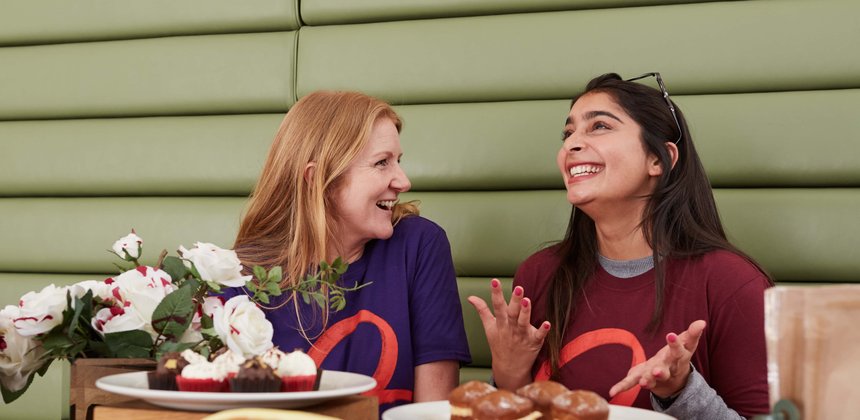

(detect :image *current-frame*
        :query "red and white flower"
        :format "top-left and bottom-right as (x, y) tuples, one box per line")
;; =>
(0, 306), (46, 392)
(103, 266), (176, 338)
(212, 295), (273, 358)
(179, 242), (252, 288)
(111, 231), (143, 261)
(12, 284), (67, 337)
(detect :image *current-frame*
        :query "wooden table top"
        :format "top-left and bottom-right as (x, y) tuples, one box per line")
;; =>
(89, 395), (378, 420)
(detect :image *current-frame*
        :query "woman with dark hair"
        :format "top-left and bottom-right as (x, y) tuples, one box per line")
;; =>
(469, 73), (772, 418)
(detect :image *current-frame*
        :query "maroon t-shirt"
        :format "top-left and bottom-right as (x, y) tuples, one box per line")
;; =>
(515, 247), (770, 417)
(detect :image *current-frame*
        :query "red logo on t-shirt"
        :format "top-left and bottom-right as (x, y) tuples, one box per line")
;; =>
(534, 328), (645, 406)
(307, 310), (412, 404)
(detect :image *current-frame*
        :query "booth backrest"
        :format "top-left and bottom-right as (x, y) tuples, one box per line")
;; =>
(2, 0), (859, 418)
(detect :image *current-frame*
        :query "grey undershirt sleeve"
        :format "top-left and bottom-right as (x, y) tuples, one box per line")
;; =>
(650, 367), (745, 420)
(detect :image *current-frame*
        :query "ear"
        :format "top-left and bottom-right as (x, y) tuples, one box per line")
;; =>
(303, 162), (317, 184)
(647, 142), (679, 176)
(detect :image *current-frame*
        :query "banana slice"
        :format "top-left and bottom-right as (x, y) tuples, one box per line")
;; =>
(202, 408), (341, 420)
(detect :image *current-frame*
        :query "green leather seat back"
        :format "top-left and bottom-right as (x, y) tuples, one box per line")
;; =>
(2, 1), (859, 418)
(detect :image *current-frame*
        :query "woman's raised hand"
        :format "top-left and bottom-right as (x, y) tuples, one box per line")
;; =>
(467, 278), (551, 390)
(609, 320), (707, 399)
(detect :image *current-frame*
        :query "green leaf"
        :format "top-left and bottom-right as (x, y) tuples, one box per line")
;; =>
(35, 359), (54, 377)
(68, 291), (94, 339)
(253, 266), (268, 282)
(267, 266), (282, 284)
(156, 341), (195, 360)
(151, 286), (195, 342)
(86, 339), (110, 357)
(104, 330), (153, 358)
(266, 281), (281, 296)
(206, 281), (222, 293)
(200, 312), (214, 330)
(311, 293), (326, 309)
(161, 256), (191, 283)
(41, 331), (74, 354)
(257, 294), (270, 304)
(1, 367), (40, 404)
(300, 291), (310, 305)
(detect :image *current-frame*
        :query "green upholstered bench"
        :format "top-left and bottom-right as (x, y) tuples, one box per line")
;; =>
(2, 0), (859, 418)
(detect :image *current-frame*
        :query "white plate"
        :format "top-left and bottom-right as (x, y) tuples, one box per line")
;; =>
(382, 400), (676, 420)
(96, 370), (376, 412)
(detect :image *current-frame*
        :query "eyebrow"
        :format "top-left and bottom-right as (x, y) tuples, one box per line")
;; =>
(565, 110), (624, 126)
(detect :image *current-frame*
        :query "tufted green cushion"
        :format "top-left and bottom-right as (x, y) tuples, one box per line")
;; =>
(300, 0), (715, 25)
(0, 32), (296, 120)
(297, 1), (860, 104)
(0, 0), (299, 47)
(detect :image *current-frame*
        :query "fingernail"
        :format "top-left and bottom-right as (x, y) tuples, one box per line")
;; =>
(514, 287), (523, 296)
(491, 279), (500, 288)
(521, 298), (529, 308)
(667, 333), (677, 343)
(543, 322), (551, 330)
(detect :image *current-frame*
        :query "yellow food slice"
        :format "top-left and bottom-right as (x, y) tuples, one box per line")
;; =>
(202, 408), (341, 420)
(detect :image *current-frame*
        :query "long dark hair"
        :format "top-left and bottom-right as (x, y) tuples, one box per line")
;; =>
(545, 73), (773, 378)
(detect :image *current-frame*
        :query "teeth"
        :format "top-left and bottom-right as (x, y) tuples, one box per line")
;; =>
(569, 165), (602, 177)
(376, 200), (396, 209)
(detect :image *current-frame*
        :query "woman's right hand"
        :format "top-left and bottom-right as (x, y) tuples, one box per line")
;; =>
(467, 278), (551, 390)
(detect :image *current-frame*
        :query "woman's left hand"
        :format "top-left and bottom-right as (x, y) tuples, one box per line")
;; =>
(608, 320), (707, 399)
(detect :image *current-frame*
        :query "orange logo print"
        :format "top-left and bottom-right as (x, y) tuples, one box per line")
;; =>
(307, 310), (411, 404)
(535, 328), (645, 406)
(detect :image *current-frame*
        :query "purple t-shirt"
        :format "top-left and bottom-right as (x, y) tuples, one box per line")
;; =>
(220, 216), (471, 413)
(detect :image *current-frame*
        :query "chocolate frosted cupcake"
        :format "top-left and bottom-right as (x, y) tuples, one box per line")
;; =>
(229, 357), (282, 392)
(551, 390), (610, 420)
(147, 351), (189, 391)
(516, 380), (569, 418)
(471, 390), (540, 420)
(448, 380), (497, 420)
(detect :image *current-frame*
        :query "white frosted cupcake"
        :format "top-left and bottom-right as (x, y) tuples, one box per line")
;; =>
(260, 347), (287, 371)
(274, 350), (319, 392)
(212, 349), (246, 378)
(180, 349), (209, 365)
(176, 361), (229, 392)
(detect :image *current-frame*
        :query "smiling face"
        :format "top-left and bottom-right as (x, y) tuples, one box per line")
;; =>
(557, 92), (664, 215)
(330, 117), (411, 256)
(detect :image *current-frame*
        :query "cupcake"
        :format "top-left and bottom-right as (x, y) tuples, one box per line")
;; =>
(471, 390), (540, 420)
(260, 347), (287, 371)
(516, 380), (569, 418)
(229, 357), (282, 392)
(147, 351), (189, 391)
(176, 361), (229, 392)
(448, 380), (497, 420)
(551, 390), (610, 420)
(273, 350), (319, 392)
(211, 348), (245, 378)
(180, 348), (209, 365)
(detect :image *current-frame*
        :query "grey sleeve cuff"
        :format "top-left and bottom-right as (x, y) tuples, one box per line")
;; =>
(650, 366), (745, 419)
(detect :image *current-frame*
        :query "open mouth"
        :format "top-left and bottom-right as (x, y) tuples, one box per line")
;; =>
(569, 164), (603, 178)
(376, 200), (397, 210)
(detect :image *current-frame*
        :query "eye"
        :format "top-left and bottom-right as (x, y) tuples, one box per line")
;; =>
(591, 121), (610, 131)
(561, 129), (573, 141)
(375, 159), (388, 167)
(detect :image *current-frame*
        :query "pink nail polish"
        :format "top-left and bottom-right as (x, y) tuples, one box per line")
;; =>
(491, 279), (500, 288)
(543, 323), (550, 330)
(514, 287), (522, 296)
(521, 298), (529, 308)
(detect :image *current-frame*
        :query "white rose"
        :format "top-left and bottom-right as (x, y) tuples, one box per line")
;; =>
(13, 284), (68, 337)
(212, 295), (273, 358)
(91, 305), (145, 335)
(67, 279), (114, 302)
(107, 266), (176, 337)
(179, 242), (252, 288)
(111, 231), (143, 260)
(1, 306), (47, 392)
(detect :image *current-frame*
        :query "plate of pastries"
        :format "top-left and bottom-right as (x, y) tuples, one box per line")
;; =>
(382, 380), (675, 420)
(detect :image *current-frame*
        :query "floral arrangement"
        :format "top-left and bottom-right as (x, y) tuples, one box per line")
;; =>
(0, 230), (365, 403)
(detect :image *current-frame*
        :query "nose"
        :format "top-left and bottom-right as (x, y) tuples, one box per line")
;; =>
(562, 134), (584, 153)
(391, 163), (411, 193)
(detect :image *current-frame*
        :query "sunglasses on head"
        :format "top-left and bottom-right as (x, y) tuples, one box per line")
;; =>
(625, 72), (683, 144)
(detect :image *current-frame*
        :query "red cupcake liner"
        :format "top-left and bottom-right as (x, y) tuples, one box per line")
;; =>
(280, 374), (317, 392)
(176, 376), (229, 392)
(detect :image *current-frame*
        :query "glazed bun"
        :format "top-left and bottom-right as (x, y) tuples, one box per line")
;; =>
(448, 380), (496, 420)
(516, 380), (569, 417)
(550, 389), (610, 420)
(471, 390), (540, 420)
